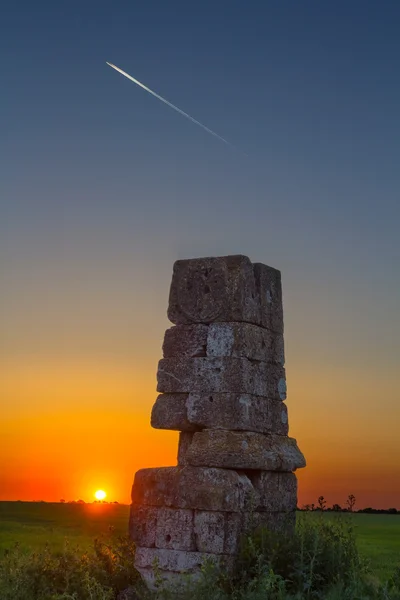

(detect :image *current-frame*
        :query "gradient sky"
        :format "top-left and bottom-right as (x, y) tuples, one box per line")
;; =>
(1, 1), (400, 508)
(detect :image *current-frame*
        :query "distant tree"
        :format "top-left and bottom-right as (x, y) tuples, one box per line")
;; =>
(318, 496), (327, 511)
(60, 499), (65, 503)
(311, 503), (315, 511)
(77, 499), (85, 504)
(347, 494), (356, 512)
(388, 508), (398, 514)
(302, 504), (311, 511)
(332, 503), (342, 512)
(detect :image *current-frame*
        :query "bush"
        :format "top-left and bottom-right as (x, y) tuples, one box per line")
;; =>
(91, 535), (142, 594)
(228, 512), (366, 596)
(0, 534), (141, 600)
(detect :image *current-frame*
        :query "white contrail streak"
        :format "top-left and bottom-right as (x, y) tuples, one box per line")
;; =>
(106, 62), (233, 148)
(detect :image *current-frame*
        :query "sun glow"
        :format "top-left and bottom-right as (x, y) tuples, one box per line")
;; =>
(95, 489), (106, 500)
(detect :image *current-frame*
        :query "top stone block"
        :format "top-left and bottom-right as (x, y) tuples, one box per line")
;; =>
(167, 255), (283, 332)
(253, 263), (283, 333)
(168, 255), (258, 326)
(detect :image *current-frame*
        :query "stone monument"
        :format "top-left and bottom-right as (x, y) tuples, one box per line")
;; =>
(129, 255), (306, 588)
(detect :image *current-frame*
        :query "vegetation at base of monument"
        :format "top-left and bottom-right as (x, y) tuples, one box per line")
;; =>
(1, 513), (400, 599)
(157, 514), (400, 600)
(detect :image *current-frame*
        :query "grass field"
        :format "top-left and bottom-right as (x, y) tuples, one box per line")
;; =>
(1, 502), (399, 582)
(0, 502), (130, 554)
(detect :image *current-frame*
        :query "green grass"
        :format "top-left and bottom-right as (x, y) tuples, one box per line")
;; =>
(0, 503), (399, 582)
(353, 513), (400, 581)
(0, 502), (130, 553)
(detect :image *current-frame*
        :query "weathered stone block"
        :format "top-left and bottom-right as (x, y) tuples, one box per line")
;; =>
(151, 394), (190, 431)
(163, 324), (208, 358)
(186, 430), (306, 471)
(152, 393), (288, 435)
(207, 322), (285, 365)
(157, 357), (287, 400)
(131, 466), (256, 511)
(168, 255), (259, 325)
(129, 504), (157, 547)
(162, 322), (285, 365)
(254, 263), (284, 333)
(155, 507), (195, 551)
(135, 547), (233, 573)
(130, 504), (249, 555)
(194, 511), (243, 554)
(193, 511), (225, 554)
(135, 568), (198, 593)
(151, 394), (198, 432)
(247, 472), (298, 512)
(187, 393), (288, 435)
(130, 505), (195, 551)
(177, 432), (194, 465)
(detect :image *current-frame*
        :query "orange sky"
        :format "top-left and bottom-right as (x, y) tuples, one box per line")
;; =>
(1, 349), (399, 509)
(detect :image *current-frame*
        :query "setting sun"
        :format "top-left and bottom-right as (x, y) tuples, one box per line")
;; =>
(95, 489), (106, 501)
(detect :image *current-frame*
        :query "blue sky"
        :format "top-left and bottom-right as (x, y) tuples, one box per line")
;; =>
(2, 0), (399, 361)
(1, 1), (400, 504)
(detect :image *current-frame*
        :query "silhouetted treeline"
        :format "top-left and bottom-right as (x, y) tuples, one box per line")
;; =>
(298, 494), (399, 514)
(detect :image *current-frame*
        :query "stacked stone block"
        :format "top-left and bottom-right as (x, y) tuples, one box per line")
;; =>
(130, 255), (306, 588)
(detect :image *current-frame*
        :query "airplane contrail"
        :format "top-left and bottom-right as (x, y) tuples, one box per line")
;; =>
(106, 62), (234, 149)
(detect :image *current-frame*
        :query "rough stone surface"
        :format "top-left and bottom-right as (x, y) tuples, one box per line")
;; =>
(131, 466), (256, 511)
(163, 322), (285, 366)
(186, 430), (306, 471)
(177, 432), (194, 465)
(254, 263), (284, 333)
(151, 394), (192, 432)
(131, 505), (247, 555)
(157, 356), (287, 400)
(163, 324), (208, 358)
(152, 393), (288, 435)
(129, 504), (157, 548)
(130, 506), (195, 550)
(151, 394), (198, 432)
(207, 322), (285, 365)
(135, 547), (233, 573)
(155, 508), (195, 551)
(131, 507), (297, 569)
(247, 471), (298, 512)
(194, 510), (243, 554)
(187, 394), (288, 435)
(168, 255), (259, 326)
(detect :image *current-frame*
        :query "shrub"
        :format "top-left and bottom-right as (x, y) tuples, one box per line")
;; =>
(0, 534), (141, 600)
(229, 512), (367, 597)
